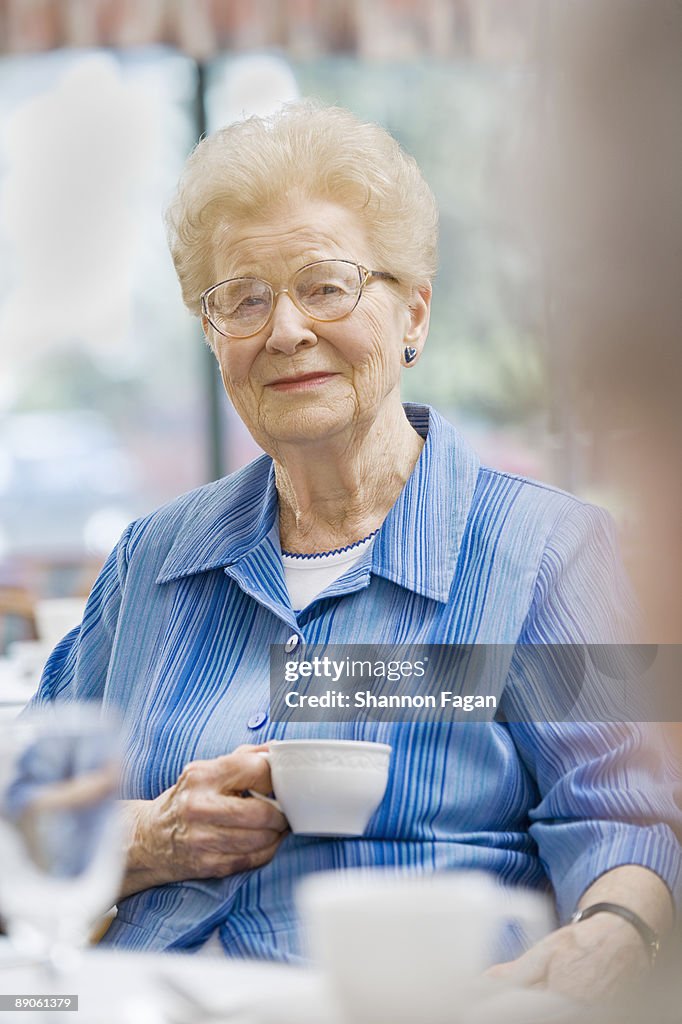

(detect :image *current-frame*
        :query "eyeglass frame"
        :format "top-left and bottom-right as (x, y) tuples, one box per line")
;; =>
(200, 259), (399, 339)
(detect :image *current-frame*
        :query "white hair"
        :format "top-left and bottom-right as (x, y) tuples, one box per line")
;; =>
(165, 101), (439, 317)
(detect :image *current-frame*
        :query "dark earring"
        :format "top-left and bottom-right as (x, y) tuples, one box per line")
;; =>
(404, 346), (417, 365)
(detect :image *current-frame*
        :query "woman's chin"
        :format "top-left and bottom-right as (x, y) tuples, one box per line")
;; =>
(257, 402), (356, 448)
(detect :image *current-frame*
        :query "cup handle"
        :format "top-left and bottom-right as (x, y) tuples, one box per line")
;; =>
(247, 789), (283, 813)
(247, 751), (283, 812)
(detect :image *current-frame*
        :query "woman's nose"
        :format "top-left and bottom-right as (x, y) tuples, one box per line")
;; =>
(264, 292), (317, 354)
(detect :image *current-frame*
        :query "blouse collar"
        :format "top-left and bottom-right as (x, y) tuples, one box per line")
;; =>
(156, 403), (480, 605)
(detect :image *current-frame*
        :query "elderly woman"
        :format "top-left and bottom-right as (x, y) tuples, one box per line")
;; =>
(34, 103), (678, 999)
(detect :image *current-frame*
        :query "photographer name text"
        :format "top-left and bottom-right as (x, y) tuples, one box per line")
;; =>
(283, 690), (497, 712)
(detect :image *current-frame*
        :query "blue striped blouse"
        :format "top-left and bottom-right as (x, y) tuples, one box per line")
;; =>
(32, 404), (681, 959)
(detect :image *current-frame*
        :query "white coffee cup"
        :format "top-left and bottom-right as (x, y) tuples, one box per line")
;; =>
(249, 739), (391, 836)
(297, 868), (553, 1024)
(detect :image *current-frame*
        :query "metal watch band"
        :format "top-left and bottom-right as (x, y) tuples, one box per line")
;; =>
(570, 902), (660, 965)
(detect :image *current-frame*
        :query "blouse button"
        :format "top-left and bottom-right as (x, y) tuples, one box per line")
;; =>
(247, 711), (268, 730)
(284, 634), (299, 653)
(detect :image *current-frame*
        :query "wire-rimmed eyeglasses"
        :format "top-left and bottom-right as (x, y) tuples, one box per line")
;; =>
(200, 259), (398, 339)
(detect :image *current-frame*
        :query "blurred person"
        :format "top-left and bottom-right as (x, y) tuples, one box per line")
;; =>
(539, 0), (682, 643)
(498, 3), (682, 1015)
(559, 6), (682, 1010)
(538, 1), (682, 756)
(27, 101), (680, 1004)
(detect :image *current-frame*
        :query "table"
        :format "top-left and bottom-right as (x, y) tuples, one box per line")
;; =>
(0, 939), (582, 1024)
(0, 941), (335, 1024)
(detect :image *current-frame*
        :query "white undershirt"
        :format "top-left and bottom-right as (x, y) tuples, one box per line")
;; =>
(281, 532), (377, 611)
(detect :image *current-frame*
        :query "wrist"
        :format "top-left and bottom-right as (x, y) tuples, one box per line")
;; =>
(119, 797), (175, 897)
(571, 902), (660, 965)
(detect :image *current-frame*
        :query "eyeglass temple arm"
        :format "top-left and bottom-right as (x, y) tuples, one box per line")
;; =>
(367, 270), (399, 284)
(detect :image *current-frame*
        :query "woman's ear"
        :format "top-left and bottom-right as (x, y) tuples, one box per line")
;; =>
(403, 283), (432, 357)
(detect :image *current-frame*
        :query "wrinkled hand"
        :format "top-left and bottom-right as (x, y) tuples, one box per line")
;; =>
(120, 744), (288, 897)
(486, 914), (649, 1003)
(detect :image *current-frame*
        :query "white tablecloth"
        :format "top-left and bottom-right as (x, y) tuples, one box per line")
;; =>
(0, 941), (336, 1024)
(0, 939), (581, 1024)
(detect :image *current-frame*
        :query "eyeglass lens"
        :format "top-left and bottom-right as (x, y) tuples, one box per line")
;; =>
(205, 260), (364, 337)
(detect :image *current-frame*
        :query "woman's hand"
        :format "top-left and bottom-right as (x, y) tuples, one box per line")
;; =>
(118, 744), (288, 899)
(487, 866), (670, 1003)
(486, 914), (649, 1003)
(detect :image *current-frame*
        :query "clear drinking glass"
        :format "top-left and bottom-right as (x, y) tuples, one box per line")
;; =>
(0, 703), (124, 973)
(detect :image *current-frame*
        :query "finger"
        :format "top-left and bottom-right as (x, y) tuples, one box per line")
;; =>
(208, 792), (288, 831)
(486, 943), (552, 988)
(170, 779), (288, 832)
(210, 750), (275, 794)
(187, 825), (286, 855)
(193, 833), (285, 879)
(240, 834), (286, 870)
(176, 751), (274, 797)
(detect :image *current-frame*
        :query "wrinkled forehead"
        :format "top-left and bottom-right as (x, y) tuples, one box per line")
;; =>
(210, 198), (374, 283)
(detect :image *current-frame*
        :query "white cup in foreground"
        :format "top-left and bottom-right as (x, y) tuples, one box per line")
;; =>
(297, 869), (553, 1024)
(251, 739), (391, 836)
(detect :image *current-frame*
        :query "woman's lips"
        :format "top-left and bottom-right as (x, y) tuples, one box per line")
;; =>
(267, 372), (338, 392)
